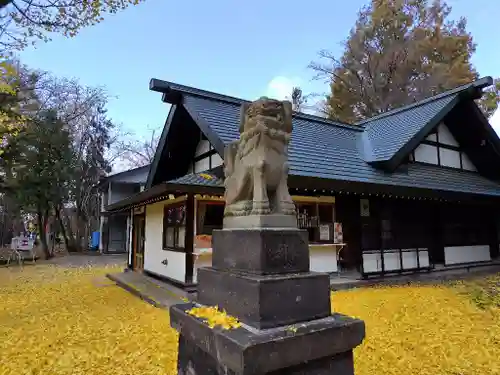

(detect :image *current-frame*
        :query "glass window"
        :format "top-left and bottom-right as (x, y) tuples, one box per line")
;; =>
(197, 202), (224, 235)
(163, 203), (186, 250)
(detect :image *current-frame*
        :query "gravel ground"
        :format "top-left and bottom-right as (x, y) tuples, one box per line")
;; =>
(43, 253), (128, 268)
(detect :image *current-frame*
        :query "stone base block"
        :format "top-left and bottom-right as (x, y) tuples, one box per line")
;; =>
(212, 228), (310, 275)
(223, 214), (297, 229)
(197, 267), (331, 329)
(171, 302), (365, 375)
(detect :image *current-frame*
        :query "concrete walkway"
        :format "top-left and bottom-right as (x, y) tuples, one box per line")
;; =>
(107, 270), (193, 308)
(107, 263), (500, 311)
(44, 253), (127, 268)
(330, 262), (500, 290)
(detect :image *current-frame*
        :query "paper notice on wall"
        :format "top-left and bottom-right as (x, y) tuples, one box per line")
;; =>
(333, 222), (343, 243)
(319, 224), (331, 241)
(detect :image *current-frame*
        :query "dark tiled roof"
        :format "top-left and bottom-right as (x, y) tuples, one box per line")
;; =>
(99, 164), (150, 185)
(358, 78), (493, 167)
(169, 172), (224, 187)
(361, 94), (458, 163)
(150, 77), (500, 198)
(183, 96), (240, 144)
(181, 95), (500, 197)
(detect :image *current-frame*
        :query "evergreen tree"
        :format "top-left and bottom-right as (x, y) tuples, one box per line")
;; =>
(4, 109), (73, 258)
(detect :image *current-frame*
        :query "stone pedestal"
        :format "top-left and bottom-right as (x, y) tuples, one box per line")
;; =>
(171, 303), (365, 375)
(170, 228), (366, 374)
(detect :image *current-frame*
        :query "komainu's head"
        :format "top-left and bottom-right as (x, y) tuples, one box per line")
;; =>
(239, 97), (293, 135)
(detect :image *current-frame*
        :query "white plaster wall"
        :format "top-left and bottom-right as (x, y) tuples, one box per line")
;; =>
(310, 248), (338, 273)
(362, 252), (382, 273)
(190, 138), (224, 174)
(401, 249), (430, 269)
(416, 123), (478, 172)
(363, 249), (430, 273)
(419, 250), (430, 268)
(444, 245), (491, 265)
(414, 144), (438, 164)
(212, 153), (223, 168)
(143, 201), (186, 282)
(193, 153), (224, 173)
(383, 252), (401, 271)
(439, 148), (461, 168)
(194, 158), (210, 173)
(195, 140), (211, 156)
(426, 133), (437, 142)
(437, 124), (459, 146)
(461, 154), (477, 171)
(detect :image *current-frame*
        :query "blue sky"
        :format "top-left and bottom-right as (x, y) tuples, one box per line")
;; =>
(18, 0), (500, 138)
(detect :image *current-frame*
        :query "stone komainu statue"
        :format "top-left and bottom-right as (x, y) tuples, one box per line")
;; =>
(223, 97), (296, 218)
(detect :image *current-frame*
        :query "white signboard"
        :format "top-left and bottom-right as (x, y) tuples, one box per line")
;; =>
(319, 224), (331, 241)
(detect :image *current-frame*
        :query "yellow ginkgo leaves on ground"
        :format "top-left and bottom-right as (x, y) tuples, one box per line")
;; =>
(0, 265), (178, 375)
(187, 305), (241, 330)
(0, 265), (499, 375)
(332, 282), (500, 375)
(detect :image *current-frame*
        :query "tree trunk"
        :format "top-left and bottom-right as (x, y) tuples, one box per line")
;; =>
(75, 207), (87, 252)
(55, 208), (70, 251)
(57, 207), (79, 252)
(36, 208), (51, 260)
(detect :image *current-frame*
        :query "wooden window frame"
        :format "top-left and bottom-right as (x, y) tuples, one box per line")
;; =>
(195, 200), (224, 236)
(162, 202), (187, 252)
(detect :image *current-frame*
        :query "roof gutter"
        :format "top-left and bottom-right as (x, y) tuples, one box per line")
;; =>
(105, 181), (224, 213)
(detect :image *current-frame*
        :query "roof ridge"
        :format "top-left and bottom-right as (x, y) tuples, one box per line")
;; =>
(356, 76), (493, 125)
(150, 79), (246, 106)
(149, 78), (362, 132)
(107, 164), (150, 178)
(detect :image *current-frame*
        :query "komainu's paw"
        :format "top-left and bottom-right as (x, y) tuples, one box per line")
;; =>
(280, 201), (296, 215)
(250, 208), (271, 215)
(251, 201), (271, 215)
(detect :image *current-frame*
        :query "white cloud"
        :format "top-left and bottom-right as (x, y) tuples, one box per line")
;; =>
(264, 76), (301, 101)
(490, 109), (500, 135)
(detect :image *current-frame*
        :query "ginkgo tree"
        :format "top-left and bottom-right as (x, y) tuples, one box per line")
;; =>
(0, 0), (144, 157)
(310, 0), (500, 123)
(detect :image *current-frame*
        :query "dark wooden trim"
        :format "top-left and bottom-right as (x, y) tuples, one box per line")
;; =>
(421, 139), (463, 154)
(410, 160), (478, 174)
(131, 213), (146, 270)
(162, 201), (187, 252)
(146, 104), (178, 189)
(162, 246), (186, 253)
(193, 149), (217, 162)
(388, 94), (461, 171)
(182, 105), (226, 158)
(106, 182), (224, 213)
(288, 175), (500, 204)
(185, 194), (195, 283)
